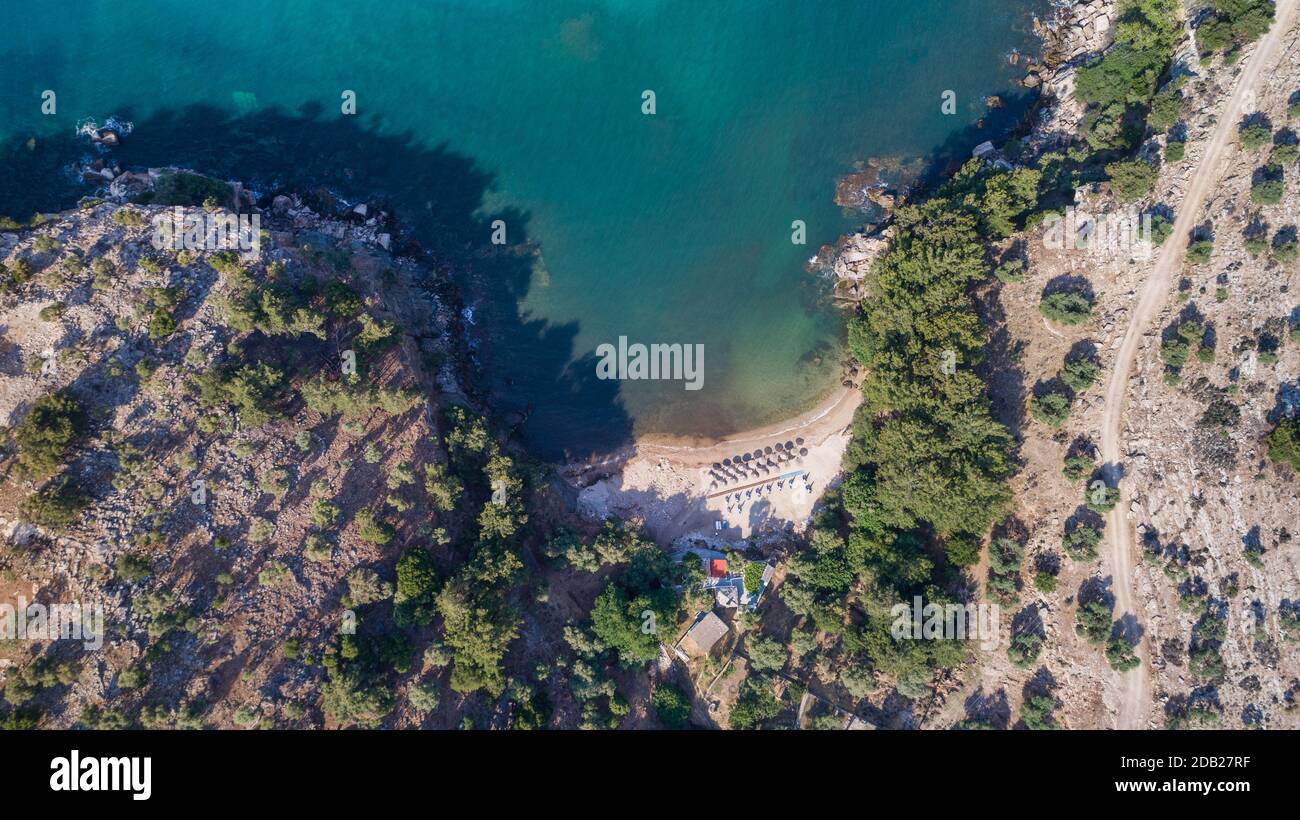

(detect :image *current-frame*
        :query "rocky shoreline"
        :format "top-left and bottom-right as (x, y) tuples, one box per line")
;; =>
(814, 0), (1117, 301)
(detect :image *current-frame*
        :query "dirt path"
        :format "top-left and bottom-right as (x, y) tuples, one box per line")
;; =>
(1098, 2), (1299, 730)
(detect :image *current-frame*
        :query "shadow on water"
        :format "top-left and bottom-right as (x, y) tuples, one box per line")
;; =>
(0, 102), (635, 461)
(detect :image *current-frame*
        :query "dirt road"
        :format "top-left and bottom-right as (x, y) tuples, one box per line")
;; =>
(1098, 2), (1299, 729)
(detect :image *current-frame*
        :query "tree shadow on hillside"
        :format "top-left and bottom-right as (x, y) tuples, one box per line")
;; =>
(977, 278), (1029, 448)
(1041, 273), (1094, 302)
(1, 101), (635, 461)
(961, 686), (1010, 730)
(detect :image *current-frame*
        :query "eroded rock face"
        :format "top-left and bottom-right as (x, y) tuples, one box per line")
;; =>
(808, 226), (894, 305)
(1024, 0), (1119, 151)
(107, 172), (152, 200)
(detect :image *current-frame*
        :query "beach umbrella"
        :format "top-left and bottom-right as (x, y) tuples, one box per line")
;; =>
(799, 448), (808, 457)
(796, 437), (804, 446)
(764, 446), (773, 455)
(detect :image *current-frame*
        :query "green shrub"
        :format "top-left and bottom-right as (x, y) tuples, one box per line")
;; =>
(1060, 355), (1098, 391)
(1007, 630), (1043, 668)
(310, 498), (341, 528)
(355, 509), (395, 545)
(728, 676), (781, 730)
(1105, 159), (1159, 202)
(1267, 418), (1300, 470)
(1251, 176), (1285, 205)
(148, 310), (177, 339)
(1160, 337), (1190, 371)
(114, 554), (152, 582)
(1063, 523), (1103, 561)
(152, 171), (233, 207)
(248, 518), (274, 543)
(13, 391), (85, 477)
(986, 537), (1025, 605)
(1185, 238), (1214, 264)
(19, 477), (88, 529)
(299, 374), (420, 418)
(193, 361), (283, 427)
(1020, 694), (1059, 729)
(303, 535), (333, 562)
(408, 680), (440, 715)
(1240, 124), (1272, 150)
(345, 567), (393, 606)
(423, 463), (463, 512)
(1163, 140), (1185, 162)
(393, 546), (439, 628)
(1039, 292), (1092, 325)
(1033, 570), (1058, 594)
(1149, 213), (1173, 246)
(111, 210), (146, 228)
(651, 683), (692, 729)
(324, 280), (364, 317)
(1271, 143), (1300, 165)
(1189, 644), (1225, 682)
(1147, 81), (1183, 132)
(116, 665), (147, 690)
(1063, 454), (1095, 482)
(746, 634), (789, 673)
(258, 560), (289, 586)
(37, 302), (67, 321)
(1086, 482), (1121, 513)
(259, 468), (290, 496)
(1030, 391), (1072, 427)
(1105, 634), (1141, 671)
(994, 258), (1025, 284)
(1075, 599), (1113, 645)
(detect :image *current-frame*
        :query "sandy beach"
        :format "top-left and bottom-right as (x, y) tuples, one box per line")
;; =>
(562, 385), (863, 546)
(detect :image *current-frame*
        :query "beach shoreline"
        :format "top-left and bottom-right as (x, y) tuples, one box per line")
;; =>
(555, 1), (1101, 543)
(632, 384), (862, 466)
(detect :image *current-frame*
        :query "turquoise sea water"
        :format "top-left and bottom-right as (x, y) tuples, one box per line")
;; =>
(0, 0), (1041, 459)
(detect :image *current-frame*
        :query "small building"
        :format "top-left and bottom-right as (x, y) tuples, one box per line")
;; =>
(714, 584), (741, 609)
(679, 611), (729, 658)
(709, 558), (728, 579)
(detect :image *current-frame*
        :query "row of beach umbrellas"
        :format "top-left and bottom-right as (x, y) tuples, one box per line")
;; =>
(708, 439), (809, 488)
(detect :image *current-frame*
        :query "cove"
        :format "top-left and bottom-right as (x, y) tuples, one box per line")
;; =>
(0, 0), (1044, 459)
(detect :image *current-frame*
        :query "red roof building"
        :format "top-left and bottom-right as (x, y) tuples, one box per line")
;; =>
(709, 558), (728, 579)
